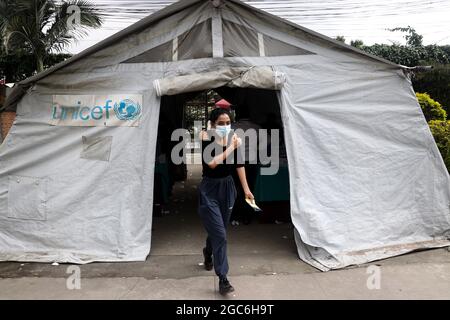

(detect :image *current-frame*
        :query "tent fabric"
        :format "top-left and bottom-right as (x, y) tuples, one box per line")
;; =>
(0, 0), (449, 269)
(276, 62), (450, 270)
(0, 69), (162, 263)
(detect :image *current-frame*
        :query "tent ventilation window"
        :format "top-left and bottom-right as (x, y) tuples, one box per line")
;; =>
(222, 19), (314, 57)
(123, 19), (213, 63)
(223, 19), (259, 57)
(123, 41), (173, 63)
(263, 34), (315, 56)
(176, 18), (213, 60)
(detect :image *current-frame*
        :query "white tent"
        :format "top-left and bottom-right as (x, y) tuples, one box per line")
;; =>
(1, 0), (449, 271)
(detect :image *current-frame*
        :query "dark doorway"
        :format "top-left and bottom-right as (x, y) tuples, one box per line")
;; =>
(150, 87), (295, 264)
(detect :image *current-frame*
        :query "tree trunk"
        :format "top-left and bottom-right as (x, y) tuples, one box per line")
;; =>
(36, 55), (44, 73)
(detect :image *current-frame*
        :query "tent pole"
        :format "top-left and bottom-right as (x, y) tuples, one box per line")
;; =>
(211, 7), (224, 58)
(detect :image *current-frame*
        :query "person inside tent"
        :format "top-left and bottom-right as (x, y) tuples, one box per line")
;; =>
(198, 108), (254, 295)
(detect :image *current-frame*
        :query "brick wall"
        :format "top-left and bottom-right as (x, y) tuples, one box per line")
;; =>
(1, 111), (16, 140)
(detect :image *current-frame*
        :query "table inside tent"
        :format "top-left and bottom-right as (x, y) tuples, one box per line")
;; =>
(254, 159), (290, 202)
(154, 159), (171, 205)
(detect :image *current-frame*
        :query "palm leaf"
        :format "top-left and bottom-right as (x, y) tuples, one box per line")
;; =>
(1, 0), (102, 59)
(45, 0), (103, 52)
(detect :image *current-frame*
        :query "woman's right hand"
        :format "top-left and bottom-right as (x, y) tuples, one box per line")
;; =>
(232, 134), (242, 149)
(200, 130), (208, 140)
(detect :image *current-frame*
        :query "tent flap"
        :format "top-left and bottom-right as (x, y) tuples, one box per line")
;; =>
(153, 66), (285, 96)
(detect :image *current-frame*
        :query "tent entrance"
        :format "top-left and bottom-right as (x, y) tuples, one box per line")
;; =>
(150, 87), (296, 265)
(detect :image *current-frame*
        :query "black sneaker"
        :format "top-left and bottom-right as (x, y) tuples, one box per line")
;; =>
(203, 247), (213, 271)
(219, 278), (235, 295)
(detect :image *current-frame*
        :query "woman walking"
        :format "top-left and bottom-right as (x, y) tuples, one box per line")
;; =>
(198, 108), (254, 295)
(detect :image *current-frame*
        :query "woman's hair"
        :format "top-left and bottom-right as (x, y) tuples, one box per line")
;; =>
(208, 108), (231, 125)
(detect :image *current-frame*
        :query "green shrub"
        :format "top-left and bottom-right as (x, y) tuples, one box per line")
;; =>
(416, 92), (446, 122)
(428, 120), (450, 171)
(413, 64), (450, 114)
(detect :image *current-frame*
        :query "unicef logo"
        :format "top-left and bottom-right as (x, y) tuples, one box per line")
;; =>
(114, 99), (141, 121)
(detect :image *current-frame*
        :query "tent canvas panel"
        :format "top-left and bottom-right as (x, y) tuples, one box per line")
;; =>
(0, 72), (163, 263)
(277, 62), (450, 270)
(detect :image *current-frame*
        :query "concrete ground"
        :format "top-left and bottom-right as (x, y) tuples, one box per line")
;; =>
(0, 163), (449, 300)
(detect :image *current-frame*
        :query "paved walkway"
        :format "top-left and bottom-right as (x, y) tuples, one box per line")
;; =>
(1, 250), (449, 299)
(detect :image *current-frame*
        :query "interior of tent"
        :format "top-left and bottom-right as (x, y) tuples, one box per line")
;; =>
(120, 16), (315, 64)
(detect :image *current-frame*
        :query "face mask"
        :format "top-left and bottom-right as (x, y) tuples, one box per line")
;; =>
(215, 125), (231, 138)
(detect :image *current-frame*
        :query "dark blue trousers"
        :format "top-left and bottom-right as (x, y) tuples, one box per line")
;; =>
(198, 175), (237, 278)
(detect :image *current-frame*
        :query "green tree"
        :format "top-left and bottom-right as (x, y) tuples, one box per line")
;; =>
(362, 43), (449, 66)
(0, 52), (71, 82)
(0, 0), (102, 73)
(416, 92), (446, 122)
(388, 26), (423, 47)
(441, 45), (450, 57)
(335, 35), (346, 43)
(358, 27), (449, 67)
(413, 64), (450, 114)
(428, 120), (450, 171)
(350, 39), (364, 49)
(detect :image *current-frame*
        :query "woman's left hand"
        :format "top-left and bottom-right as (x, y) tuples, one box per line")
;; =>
(244, 189), (254, 200)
